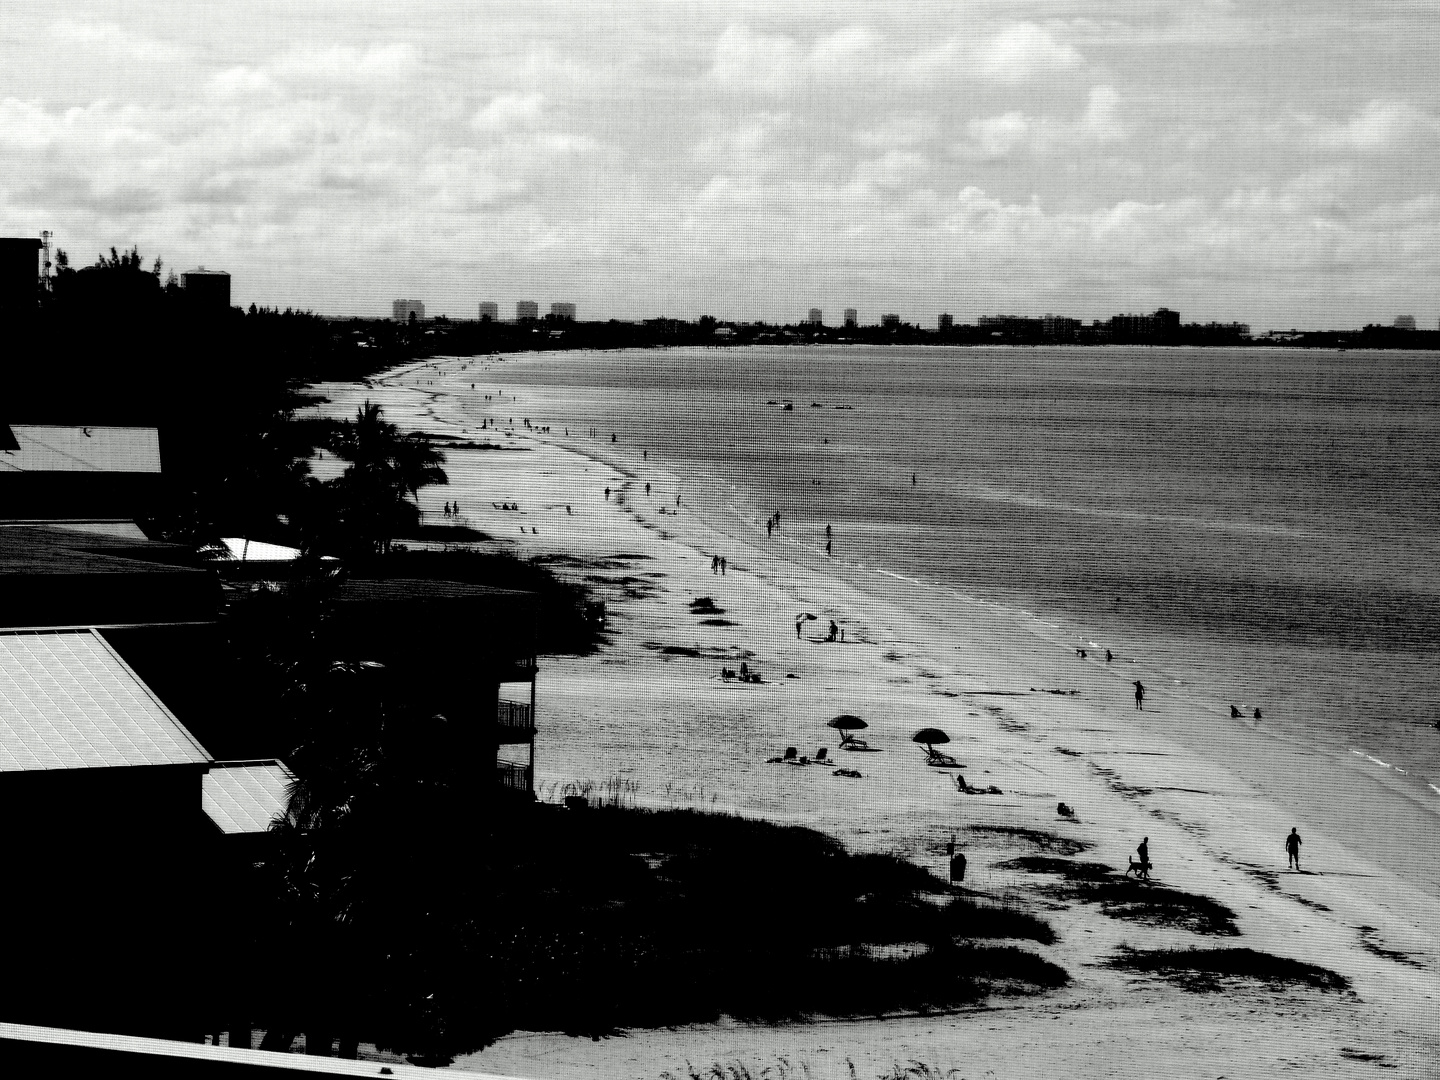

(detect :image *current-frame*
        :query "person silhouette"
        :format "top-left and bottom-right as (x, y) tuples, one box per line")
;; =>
(1134, 681), (1145, 710)
(1285, 827), (1302, 870)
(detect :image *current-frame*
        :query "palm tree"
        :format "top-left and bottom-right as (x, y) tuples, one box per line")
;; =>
(326, 402), (447, 556)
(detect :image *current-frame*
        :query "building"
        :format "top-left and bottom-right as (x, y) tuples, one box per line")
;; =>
(0, 236), (41, 319)
(478, 301), (499, 322)
(0, 424), (164, 521)
(550, 302), (576, 321)
(325, 578), (541, 798)
(881, 313), (901, 329)
(806, 308), (823, 326)
(181, 267), (231, 310)
(1042, 313), (1081, 341)
(843, 308), (858, 328)
(516, 299), (539, 321)
(938, 313), (953, 330)
(1394, 314), (1417, 330)
(392, 299), (425, 321)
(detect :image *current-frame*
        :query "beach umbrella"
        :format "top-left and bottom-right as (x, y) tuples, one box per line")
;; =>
(827, 714), (868, 732)
(912, 727), (950, 753)
(796, 612), (819, 622)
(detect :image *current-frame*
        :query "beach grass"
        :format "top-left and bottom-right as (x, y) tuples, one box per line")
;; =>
(482, 804), (1067, 1038)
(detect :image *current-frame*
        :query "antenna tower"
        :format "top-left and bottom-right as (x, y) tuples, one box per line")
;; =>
(39, 230), (53, 289)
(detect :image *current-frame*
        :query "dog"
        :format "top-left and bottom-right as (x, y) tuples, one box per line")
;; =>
(1125, 856), (1152, 880)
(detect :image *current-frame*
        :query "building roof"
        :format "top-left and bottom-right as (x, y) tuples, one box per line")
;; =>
(202, 759), (296, 834)
(0, 629), (212, 772)
(0, 426), (161, 474)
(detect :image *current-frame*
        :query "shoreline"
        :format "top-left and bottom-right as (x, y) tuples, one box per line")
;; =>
(310, 358), (1440, 1077)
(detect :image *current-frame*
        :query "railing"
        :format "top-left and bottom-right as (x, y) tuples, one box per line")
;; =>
(496, 760), (531, 793)
(496, 699), (534, 736)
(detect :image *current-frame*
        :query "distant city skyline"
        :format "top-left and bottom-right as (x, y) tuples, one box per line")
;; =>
(3, 4), (1438, 329)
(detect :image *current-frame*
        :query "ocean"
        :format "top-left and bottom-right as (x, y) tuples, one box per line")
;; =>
(428, 344), (1440, 807)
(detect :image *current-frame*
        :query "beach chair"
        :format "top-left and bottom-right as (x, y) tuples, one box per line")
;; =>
(783, 746), (797, 762)
(839, 732), (872, 751)
(814, 747), (828, 763)
(923, 748), (962, 768)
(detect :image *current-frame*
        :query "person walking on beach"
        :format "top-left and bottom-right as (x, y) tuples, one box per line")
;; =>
(604, 487), (611, 500)
(1134, 681), (1145, 710)
(712, 555), (719, 574)
(1285, 827), (1302, 870)
(645, 483), (651, 497)
(720, 557), (726, 575)
(1137, 836), (1151, 879)
(796, 619), (804, 639)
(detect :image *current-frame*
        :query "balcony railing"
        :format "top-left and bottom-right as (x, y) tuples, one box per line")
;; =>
(496, 699), (534, 736)
(496, 760), (531, 793)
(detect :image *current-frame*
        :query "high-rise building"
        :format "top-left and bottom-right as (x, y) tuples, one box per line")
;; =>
(1394, 314), (1417, 330)
(181, 267), (231, 311)
(516, 300), (539, 321)
(806, 308), (822, 326)
(938, 313), (953, 330)
(550, 302), (576, 322)
(392, 299), (425, 321)
(478, 301), (498, 322)
(881, 313), (901, 329)
(843, 308), (858, 328)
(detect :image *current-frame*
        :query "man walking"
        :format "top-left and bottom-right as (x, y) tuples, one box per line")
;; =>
(1134, 681), (1145, 710)
(1285, 827), (1302, 871)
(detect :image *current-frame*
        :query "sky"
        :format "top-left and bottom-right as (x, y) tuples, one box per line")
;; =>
(2, 1), (1439, 329)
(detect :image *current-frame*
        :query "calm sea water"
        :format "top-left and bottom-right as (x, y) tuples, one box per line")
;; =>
(449, 345), (1440, 801)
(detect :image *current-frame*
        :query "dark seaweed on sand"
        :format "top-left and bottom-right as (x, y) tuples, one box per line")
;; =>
(998, 856), (1239, 935)
(1104, 946), (1349, 993)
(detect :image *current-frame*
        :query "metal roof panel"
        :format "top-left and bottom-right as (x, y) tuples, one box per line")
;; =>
(0, 629), (212, 771)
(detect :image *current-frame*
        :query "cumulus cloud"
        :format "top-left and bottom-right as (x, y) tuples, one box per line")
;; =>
(978, 22), (1084, 84)
(1307, 99), (1439, 151)
(955, 86), (1127, 159)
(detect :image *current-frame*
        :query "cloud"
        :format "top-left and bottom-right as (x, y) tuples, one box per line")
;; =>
(706, 24), (885, 97)
(471, 93), (546, 133)
(1307, 99), (1439, 152)
(955, 86), (1126, 160)
(978, 22), (1084, 84)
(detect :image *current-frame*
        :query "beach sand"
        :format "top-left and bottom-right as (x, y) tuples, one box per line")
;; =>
(315, 362), (1440, 1079)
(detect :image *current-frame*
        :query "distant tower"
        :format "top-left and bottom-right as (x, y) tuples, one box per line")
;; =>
(478, 301), (498, 322)
(550, 302), (576, 322)
(938, 312), (953, 330)
(881, 313), (900, 329)
(843, 308), (858, 328)
(807, 308), (822, 326)
(1394, 314), (1416, 330)
(39, 231), (52, 289)
(392, 299), (425, 321)
(516, 300), (539, 321)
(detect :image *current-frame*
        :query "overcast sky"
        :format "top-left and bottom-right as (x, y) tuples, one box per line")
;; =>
(3, 2), (1438, 328)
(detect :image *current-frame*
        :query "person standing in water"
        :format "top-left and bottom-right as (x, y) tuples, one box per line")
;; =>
(1285, 827), (1302, 870)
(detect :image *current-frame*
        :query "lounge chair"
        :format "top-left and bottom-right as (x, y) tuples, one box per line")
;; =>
(814, 747), (828, 763)
(839, 733), (872, 751)
(923, 748), (962, 768)
(767, 746), (800, 764)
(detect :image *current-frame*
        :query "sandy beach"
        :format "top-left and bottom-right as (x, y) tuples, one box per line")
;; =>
(313, 359), (1440, 1079)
